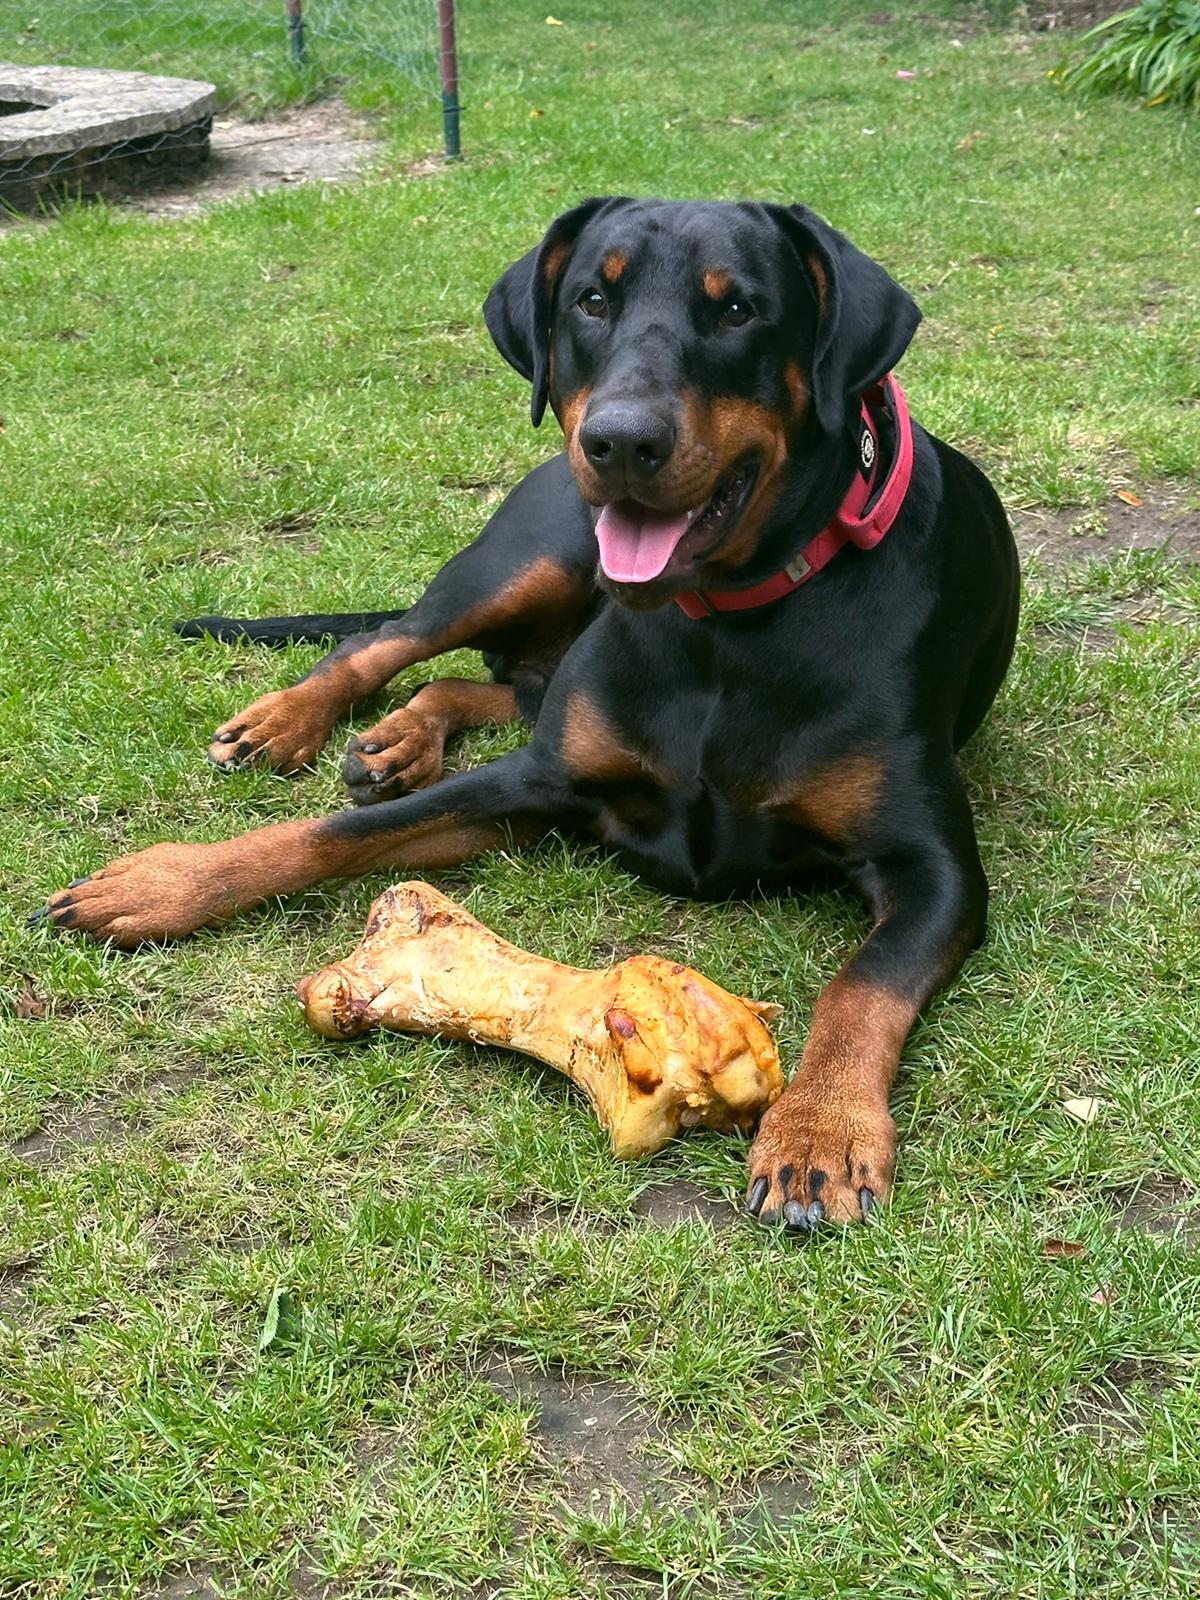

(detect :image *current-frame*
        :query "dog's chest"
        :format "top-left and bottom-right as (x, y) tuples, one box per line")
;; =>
(576, 685), (866, 896)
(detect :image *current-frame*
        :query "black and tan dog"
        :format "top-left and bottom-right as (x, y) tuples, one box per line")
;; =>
(37, 198), (1019, 1229)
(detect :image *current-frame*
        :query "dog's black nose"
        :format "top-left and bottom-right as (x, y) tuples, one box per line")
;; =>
(579, 405), (675, 480)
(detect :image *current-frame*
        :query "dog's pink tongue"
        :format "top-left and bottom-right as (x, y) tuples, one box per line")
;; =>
(595, 502), (690, 583)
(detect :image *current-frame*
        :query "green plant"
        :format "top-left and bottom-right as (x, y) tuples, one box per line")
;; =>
(1057, 0), (1200, 110)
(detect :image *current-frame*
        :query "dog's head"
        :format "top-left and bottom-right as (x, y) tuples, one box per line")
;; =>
(484, 198), (919, 607)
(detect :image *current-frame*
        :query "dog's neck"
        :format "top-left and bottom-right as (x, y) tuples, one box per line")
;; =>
(676, 377), (913, 617)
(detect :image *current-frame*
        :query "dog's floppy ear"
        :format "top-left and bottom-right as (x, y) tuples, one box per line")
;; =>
(768, 204), (921, 437)
(483, 197), (630, 427)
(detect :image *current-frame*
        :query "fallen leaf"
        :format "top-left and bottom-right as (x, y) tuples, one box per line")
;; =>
(259, 1285), (301, 1352)
(1116, 490), (1142, 507)
(1042, 1238), (1087, 1259)
(1090, 1284), (1117, 1308)
(1062, 1095), (1103, 1124)
(545, 13), (564, 23)
(955, 129), (983, 152)
(895, 69), (916, 80)
(14, 977), (47, 1021)
(529, 108), (544, 120)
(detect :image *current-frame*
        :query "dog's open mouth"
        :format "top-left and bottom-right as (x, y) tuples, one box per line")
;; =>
(594, 466), (756, 584)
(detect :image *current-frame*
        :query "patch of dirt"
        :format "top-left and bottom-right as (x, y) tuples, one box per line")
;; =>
(11, 1064), (207, 1168)
(582, 1561), (733, 1600)
(12, 1101), (124, 1167)
(440, 475), (513, 507)
(1027, 0), (1130, 30)
(1035, 595), (1196, 651)
(730, 1473), (815, 1528)
(631, 1178), (738, 1230)
(1113, 1178), (1198, 1242)
(348, 1423), (411, 1494)
(149, 1222), (291, 1267)
(135, 1569), (228, 1600)
(481, 1357), (689, 1515)
(505, 1200), (616, 1236)
(1066, 1359), (1167, 1445)
(1066, 1385), (1145, 1443)
(127, 101), (385, 219)
(480, 1354), (813, 1546)
(0, 1256), (37, 1329)
(283, 1427), (411, 1598)
(590, 937), (640, 966)
(1013, 490), (1200, 571)
(1078, 861), (1137, 915)
(288, 1557), (347, 1599)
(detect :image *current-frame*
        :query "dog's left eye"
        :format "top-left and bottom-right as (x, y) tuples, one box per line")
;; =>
(718, 300), (754, 329)
(578, 288), (609, 320)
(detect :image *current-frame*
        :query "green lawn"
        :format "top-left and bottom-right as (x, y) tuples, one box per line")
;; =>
(3, 3), (1200, 1596)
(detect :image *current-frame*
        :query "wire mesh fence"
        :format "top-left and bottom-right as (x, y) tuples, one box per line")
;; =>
(0, 0), (458, 209)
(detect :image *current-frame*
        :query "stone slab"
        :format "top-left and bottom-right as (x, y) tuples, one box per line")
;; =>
(0, 63), (216, 160)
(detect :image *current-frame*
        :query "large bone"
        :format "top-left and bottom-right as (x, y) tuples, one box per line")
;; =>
(296, 882), (783, 1157)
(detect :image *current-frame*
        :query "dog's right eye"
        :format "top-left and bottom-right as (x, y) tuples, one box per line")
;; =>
(577, 288), (609, 320)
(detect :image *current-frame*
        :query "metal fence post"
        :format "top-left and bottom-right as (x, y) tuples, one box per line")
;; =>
(286, 0), (306, 65)
(437, 0), (461, 159)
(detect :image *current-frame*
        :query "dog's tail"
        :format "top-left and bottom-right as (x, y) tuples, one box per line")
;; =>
(174, 609), (409, 648)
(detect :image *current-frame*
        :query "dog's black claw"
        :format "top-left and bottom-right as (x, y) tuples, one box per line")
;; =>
(758, 1207), (779, 1226)
(362, 743), (380, 754)
(370, 769), (386, 783)
(806, 1200), (825, 1227)
(747, 1176), (768, 1216)
(859, 1188), (875, 1218)
(214, 730), (236, 744)
(26, 906), (50, 927)
(782, 1200), (810, 1231)
(68, 876), (91, 889)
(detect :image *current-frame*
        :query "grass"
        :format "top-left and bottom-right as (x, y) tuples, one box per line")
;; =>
(0, 0), (313, 114)
(2, 2), (1200, 1596)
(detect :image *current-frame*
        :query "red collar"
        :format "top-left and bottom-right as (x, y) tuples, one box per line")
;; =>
(674, 373), (913, 620)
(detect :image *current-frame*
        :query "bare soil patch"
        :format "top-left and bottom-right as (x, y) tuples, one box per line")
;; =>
(1027, 1), (1130, 30)
(136, 1569), (227, 1600)
(0, 1256), (37, 1329)
(479, 1354), (811, 1548)
(481, 1356), (686, 1515)
(1113, 1178), (1198, 1243)
(127, 101), (382, 219)
(1013, 489), (1200, 571)
(631, 1178), (738, 1230)
(505, 1199), (616, 1236)
(12, 1099), (125, 1166)
(733, 1472), (815, 1527)
(11, 1064), (207, 1167)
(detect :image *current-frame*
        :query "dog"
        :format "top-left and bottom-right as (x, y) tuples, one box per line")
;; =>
(36, 198), (1020, 1229)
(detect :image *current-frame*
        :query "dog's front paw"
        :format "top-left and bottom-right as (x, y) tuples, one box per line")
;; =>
(209, 688), (333, 775)
(745, 1090), (895, 1230)
(30, 843), (237, 947)
(342, 708), (447, 805)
